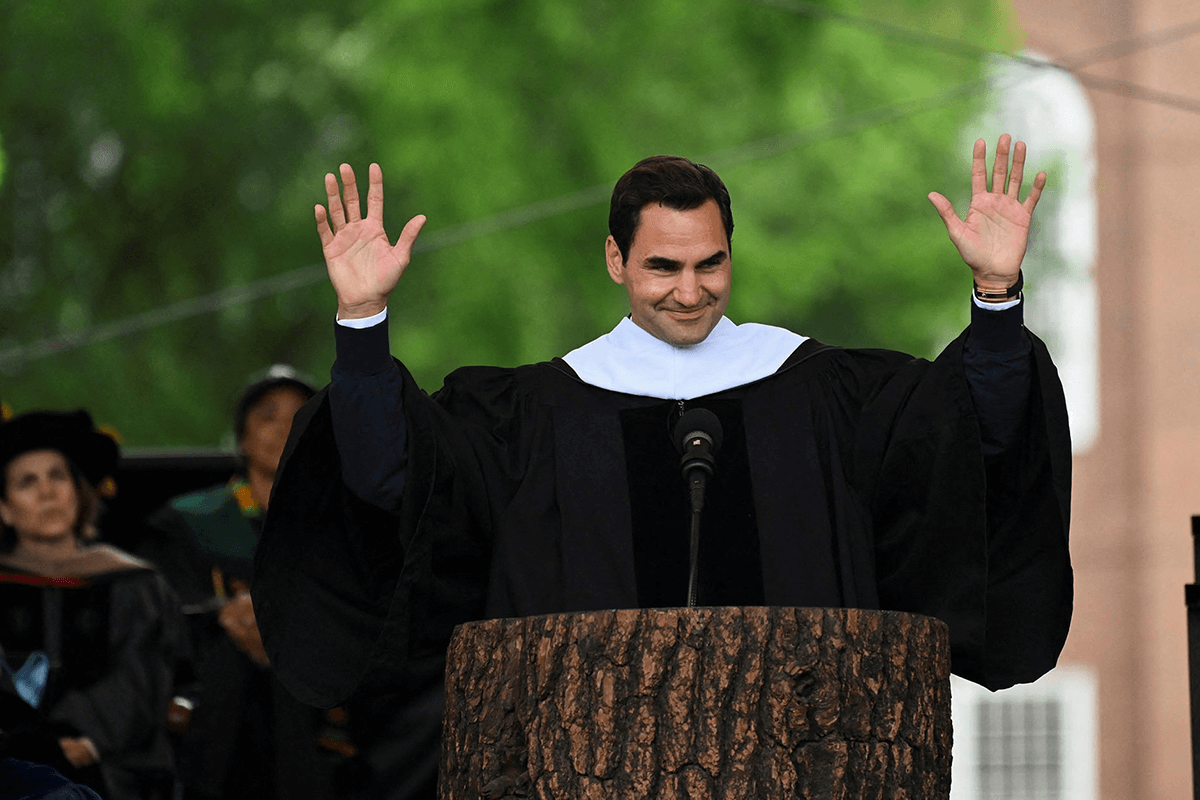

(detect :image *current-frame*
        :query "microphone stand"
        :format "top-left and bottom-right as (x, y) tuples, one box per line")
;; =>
(685, 465), (709, 608)
(675, 408), (722, 609)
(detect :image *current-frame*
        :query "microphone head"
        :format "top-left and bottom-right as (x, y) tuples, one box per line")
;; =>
(674, 407), (723, 455)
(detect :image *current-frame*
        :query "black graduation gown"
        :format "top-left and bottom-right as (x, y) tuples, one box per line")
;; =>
(140, 485), (336, 800)
(0, 561), (182, 800)
(255, 323), (1071, 692)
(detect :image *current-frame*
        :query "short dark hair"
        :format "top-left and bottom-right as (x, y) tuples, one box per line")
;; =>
(608, 155), (734, 262)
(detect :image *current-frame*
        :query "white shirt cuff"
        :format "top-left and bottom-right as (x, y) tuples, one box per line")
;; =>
(972, 293), (1020, 311)
(336, 308), (388, 328)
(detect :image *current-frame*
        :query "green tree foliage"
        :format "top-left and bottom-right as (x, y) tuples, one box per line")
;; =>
(0, 0), (1021, 446)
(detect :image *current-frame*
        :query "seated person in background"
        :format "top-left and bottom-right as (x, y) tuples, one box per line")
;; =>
(0, 409), (183, 800)
(255, 137), (1073, 799)
(140, 365), (346, 800)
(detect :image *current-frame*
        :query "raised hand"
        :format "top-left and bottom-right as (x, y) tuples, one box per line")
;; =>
(316, 163), (427, 319)
(928, 134), (1046, 292)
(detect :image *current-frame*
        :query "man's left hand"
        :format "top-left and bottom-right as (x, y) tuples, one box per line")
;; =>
(928, 133), (1047, 292)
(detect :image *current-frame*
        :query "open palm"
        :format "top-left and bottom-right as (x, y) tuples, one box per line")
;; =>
(929, 134), (1046, 290)
(316, 163), (426, 319)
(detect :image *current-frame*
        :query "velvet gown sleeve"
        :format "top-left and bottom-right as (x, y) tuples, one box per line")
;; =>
(961, 300), (1032, 455)
(327, 317), (410, 512)
(855, 317), (1072, 691)
(254, 346), (527, 708)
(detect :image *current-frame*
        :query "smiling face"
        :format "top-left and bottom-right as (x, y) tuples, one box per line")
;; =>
(0, 449), (81, 545)
(606, 199), (731, 347)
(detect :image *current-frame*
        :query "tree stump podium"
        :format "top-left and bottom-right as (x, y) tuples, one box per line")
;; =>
(439, 607), (951, 799)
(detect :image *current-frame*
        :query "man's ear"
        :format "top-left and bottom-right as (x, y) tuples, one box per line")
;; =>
(0, 500), (11, 527)
(605, 236), (626, 285)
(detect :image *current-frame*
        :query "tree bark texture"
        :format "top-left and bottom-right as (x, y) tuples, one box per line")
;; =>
(439, 606), (951, 800)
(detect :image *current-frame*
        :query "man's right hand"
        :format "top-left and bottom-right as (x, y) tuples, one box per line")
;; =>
(316, 163), (427, 320)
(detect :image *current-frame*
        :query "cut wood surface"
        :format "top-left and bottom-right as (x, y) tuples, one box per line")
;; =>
(439, 606), (951, 799)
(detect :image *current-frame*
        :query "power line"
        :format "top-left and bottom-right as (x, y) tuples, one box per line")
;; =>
(0, 80), (999, 373)
(749, 0), (1051, 69)
(0, 266), (327, 368)
(754, 0), (1200, 73)
(707, 78), (990, 169)
(753, 0), (1200, 111)
(1057, 17), (1200, 67)
(0, 186), (614, 372)
(1072, 72), (1200, 115)
(4, 12), (1200, 370)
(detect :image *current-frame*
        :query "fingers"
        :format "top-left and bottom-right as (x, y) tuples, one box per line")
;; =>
(1007, 140), (1027, 198)
(393, 214), (428, 261)
(991, 133), (1011, 194)
(1023, 171), (1048, 213)
(315, 205), (334, 248)
(970, 139), (987, 196)
(1010, 140), (1046, 210)
(927, 192), (962, 236)
(317, 163), (421, 259)
(340, 163), (363, 223)
(321, 163), (382, 230)
(324, 171), (346, 229)
(367, 163), (385, 222)
(975, 134), (1042, 204)
(320, 164), (370, 240)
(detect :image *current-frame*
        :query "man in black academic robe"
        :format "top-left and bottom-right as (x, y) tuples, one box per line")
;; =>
(254, 140), (1071, 799)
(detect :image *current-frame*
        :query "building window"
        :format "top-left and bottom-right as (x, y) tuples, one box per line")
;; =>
(977, 696), (1063, 798)
(950, 667), (1098, 800)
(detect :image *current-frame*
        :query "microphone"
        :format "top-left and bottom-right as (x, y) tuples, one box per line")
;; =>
(674, 408), (723, 511)
(673, 408), (723, 607)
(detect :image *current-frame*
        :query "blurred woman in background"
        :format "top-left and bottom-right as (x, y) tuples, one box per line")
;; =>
(0, 409), (183, 800)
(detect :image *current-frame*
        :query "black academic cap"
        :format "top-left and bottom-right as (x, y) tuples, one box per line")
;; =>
(0, 409), (121, 488)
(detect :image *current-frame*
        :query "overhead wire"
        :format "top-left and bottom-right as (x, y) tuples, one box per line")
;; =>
(0, 185), (613, 371)
(756, 0), (1200, 110)
(756, 0), (1200, 71)
(707, 78), (991, 169)
(3, 7), (1199, 371)
(1056, 16), (1200, 67)
(751, 0), (1053, 69)
(1070, 72), (1200, 115)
